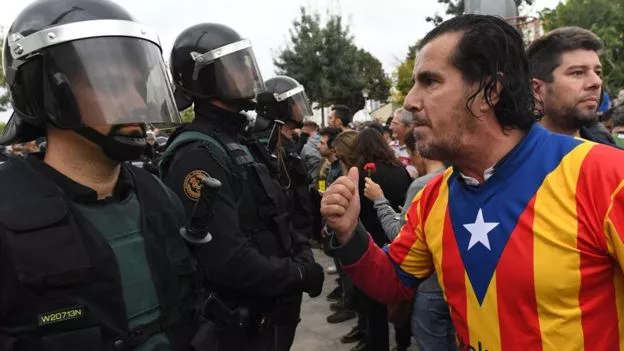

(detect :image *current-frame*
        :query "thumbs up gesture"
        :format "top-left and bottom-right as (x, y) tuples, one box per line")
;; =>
(320, 167), (361, 245)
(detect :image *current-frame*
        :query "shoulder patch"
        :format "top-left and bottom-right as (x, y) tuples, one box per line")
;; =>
(183, 169), (209, 201)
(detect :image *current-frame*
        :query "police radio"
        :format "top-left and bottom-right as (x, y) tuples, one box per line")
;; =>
(179, 176), (222, 244)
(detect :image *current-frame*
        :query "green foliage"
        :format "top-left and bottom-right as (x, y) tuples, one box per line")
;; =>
(540, 0), (624, 92)
(392, 59), (415, 105)
(274, 7), (390, 113)
(355, 49), (391, 102)
(391, 42), (419, 105)
(181, 108), (194, 123)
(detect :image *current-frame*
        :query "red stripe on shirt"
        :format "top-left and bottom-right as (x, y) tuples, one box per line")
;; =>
(496, 197), (542, 350)
(344, 235), (416, 303)
(391, 174), (444, 264)
(577, 147), (621, 350)
(441, 208), (469, 348)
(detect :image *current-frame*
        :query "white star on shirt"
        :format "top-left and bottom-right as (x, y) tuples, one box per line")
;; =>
(463, 209), (499, 251)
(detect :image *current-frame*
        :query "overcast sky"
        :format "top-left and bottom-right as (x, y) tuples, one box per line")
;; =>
(0, 0), (562, 121)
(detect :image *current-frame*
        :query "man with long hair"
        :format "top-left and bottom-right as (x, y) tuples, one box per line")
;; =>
(322, 14), (624, 350)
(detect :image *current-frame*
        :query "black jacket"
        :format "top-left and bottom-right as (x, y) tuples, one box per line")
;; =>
(0, 156), (198, 351)
(160, 104), (312, 304)
(358, 162), (412, 248)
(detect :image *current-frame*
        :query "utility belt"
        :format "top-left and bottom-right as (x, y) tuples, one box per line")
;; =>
(113, 310), (181, 351)
(0, 311), (181, 351)
(200, 291), (302, 330)
(201, 294), (266, 330)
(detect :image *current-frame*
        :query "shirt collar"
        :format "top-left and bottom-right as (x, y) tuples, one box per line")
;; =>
(456, 127), (530, 186)
(26, 154), (134, 204)
(460, 166), (495, 186)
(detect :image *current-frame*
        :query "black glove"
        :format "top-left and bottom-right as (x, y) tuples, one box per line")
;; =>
(296, 261), (324, 298)
(292, 245), (314, 264)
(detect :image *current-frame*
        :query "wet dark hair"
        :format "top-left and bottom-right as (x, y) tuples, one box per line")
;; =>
(419, 14), (537, 131)
(356, 128), (402, 168)
(527, 27), (602, 83)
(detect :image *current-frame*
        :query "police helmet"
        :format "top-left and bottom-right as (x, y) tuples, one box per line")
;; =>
(170, 23), (265, 111)
(256, 76), (313, 129)
(1, 0), (180, 160)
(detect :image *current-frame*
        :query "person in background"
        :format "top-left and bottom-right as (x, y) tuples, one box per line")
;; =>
(383, 125), (393, 145)
(331, 130), (365, 350)
(300, 121), (322, 185)
(390, 108), (417, 178)
(528, 26), (616, 147)
(299, 121), (324, 246)
(607, 104), (624, 148)
(356, 128), (412, 351)
(329, 105), (354, 131)
(364, 127), (455, 351)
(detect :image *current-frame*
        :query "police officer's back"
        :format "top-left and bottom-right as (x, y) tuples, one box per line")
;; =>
(160, 23), (324, 350)
(0, 0), (199, 349)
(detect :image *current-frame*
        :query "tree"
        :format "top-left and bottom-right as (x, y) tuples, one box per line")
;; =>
(274, 8), (326, 120)
(540, 0), (624, 93)
(356, 49), (391, 103)
(392, 42), (419, 105)
(392, 59), (414, 105)
(426, 0), (534, 25)
(274, 7), (390, 123)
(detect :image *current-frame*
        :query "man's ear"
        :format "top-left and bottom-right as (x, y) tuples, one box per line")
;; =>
(532, 78), (545, 113)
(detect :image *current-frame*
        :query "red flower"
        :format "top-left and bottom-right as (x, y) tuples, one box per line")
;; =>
(363, 162), (376, 177)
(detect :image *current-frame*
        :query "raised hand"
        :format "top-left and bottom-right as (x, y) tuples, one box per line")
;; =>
(320, 167), (361, 244)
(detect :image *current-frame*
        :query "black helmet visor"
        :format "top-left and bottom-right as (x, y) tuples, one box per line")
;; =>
(6, 20), (180, 127)
(275, 85), (313, 123)
(191, 39), (265, 101)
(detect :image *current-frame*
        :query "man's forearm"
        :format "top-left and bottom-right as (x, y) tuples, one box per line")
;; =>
(330, 223), (416, 303)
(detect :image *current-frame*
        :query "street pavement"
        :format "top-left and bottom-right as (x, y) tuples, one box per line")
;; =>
(291, 249), (419, 351)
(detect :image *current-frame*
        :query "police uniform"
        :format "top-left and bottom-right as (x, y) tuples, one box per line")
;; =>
(0, 0), (201, 349)
(161, 23), (323, 351)
(253, 76), (317, 241)
(251, 76), (320, 349)
(0, 156), (198, 351)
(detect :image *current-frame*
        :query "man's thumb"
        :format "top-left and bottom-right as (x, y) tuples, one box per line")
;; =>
(348, 167), (359, 188)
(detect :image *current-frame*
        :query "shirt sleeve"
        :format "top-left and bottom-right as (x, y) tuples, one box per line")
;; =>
(331, 189), (434, 303)
(373, 197), (402, 241)
(386, 188), (435, 281)
(603, 180), (624, 271)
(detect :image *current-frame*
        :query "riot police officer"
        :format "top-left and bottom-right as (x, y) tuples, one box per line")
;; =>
(0, 0), (200, 350)
(252, 76), (318, 349)
(159, 23), (324, 351)
(254, 76), (316, 240)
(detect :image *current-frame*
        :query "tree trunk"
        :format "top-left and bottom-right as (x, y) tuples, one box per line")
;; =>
(320, 96), (325, 126)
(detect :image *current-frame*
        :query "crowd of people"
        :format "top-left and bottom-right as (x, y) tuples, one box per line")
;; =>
(2, 0), (624, 350)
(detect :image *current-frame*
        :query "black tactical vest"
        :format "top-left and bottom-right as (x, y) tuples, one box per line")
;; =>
(0, 158), (198, 351)
(255, 132), (314, 239)
(160, 123), (294, 258)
